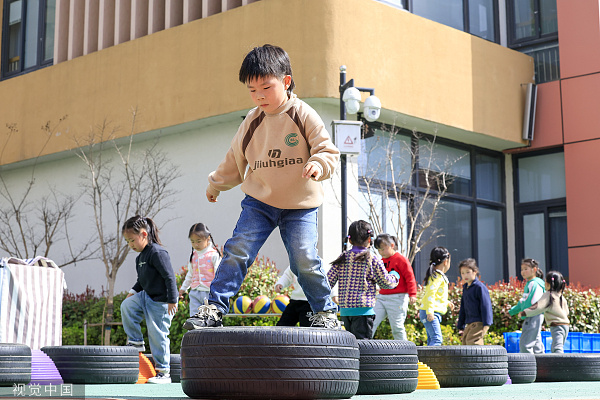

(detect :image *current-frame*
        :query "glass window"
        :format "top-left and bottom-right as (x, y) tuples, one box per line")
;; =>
(523, 212), (546, 269)
(412, 0), (464, 31)
(539, 0), (558, 35)
(476, 153), (502, 202)
(477, 206), (503, 284)
(511, 0), (536, 41)
(509, 0), (558, 44)
(468, 0), (495, 41)
(418, 200), (473, 284)
(418, 140), (471, 196)
(359, 128), (412, 187)
(517, 152), (566, 203)
(44, 0), (55, 63)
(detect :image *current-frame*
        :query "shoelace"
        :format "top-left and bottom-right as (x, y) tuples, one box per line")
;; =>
(193, 303), (219, 319)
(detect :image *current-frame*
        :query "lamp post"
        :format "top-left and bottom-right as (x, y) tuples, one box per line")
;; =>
(336, 65), (381, 252)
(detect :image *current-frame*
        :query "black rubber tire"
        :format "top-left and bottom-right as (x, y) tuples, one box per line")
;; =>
(507, 353), (536, 384)
(146, 354), (181, 383)
(0, 344), (31, 386)
(535, 353), (600, 382)
(41, 346), (139, 384)
(356, 340), (418, 395)
(417, 345), (508, 387)
(180, 326), (359, 399)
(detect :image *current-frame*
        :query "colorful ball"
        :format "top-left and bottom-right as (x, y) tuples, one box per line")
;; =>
(271, 295), (290, 314)
(253, 295), (271, 314)
(233, 295), (252, 314)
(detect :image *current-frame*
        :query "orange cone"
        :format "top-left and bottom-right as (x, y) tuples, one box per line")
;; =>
(136, 353), (156, 384)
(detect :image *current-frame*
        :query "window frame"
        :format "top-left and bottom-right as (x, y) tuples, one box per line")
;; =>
(360, 119), (507, 283)
(506, 0), (558, 49)
(1, 0), (54, 80)
(406, 0), (500, 43)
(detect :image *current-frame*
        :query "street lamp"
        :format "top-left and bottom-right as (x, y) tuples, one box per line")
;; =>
(334, 65), (381, 251)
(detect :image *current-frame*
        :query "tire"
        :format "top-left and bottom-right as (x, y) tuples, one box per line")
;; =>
(180, 326), (359, 399)
(535, 354), (600, 382)
(417, 345), (508, 387)
(146, 354), (181, 383)
(507, 353), (536, 384)
(356, 340), (418, 395)
(41, 346), (139, 384)
(0, 344), (31, 386)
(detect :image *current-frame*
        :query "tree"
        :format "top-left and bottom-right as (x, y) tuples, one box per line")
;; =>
(74, 109), (181, 344)
(350, 125), (465, 264)
(0, 117), (96, 266)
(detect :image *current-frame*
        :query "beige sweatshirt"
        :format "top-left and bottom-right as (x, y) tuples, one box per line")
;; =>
(523, 291), (570, 326)
(207, 94), (340, 209)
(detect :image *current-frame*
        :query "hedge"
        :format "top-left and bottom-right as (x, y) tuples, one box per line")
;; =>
(62, 261), (600, 352)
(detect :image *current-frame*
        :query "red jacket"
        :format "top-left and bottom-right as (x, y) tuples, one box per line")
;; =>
(379, 252), (417, 297)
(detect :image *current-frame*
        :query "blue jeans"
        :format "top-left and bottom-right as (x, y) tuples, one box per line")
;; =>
(208, 195), (337, 315)
(420, 309), (443, 346)
(121, 291), (173, 373)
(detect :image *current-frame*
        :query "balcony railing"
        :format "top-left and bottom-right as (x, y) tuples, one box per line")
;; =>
(521, 42), (560, 84)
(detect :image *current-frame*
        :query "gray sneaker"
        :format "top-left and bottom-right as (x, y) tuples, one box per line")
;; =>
(183, 300), (223, 330)
(309, 311), (342, 329)
(147, 371), (171, 384)
(126, 341), (145, 352)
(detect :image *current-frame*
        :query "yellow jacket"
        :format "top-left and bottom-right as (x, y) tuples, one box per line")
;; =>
(419, 271), (449, 315)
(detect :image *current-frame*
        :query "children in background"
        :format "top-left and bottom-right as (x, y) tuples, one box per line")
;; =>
(456, 258), (493, 345)
(509, 258), (546, 354)
(183, 45), (340, 330)
(179, 223), (222, 317)
(372, 233), (417, 341)
(328, 220), (400, 339)
(274, 266), (313, 327)
(419, 247), (454, 346)
(120, 216), (178, 384)
(520, 270), (570, 353)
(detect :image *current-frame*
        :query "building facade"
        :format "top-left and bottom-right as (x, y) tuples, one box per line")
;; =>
(0, 0), (589, 294)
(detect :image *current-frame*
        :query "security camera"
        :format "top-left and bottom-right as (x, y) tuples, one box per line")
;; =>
(342, 87), (361, 114)
(363, 95), (381, 122)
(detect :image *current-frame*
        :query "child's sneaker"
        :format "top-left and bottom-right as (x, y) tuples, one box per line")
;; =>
(309, 311), (342, 329)
(183, 301), (223, 330)
(126, 341), (145, 352)
(147, 371), (171, 384)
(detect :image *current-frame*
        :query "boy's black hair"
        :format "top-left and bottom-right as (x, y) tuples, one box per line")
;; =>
(546, 270), (566, 308)
(188, 222), (222, 258)
(122, 215), (162, 246)
(423, 246), (450, 286)
(239, 44), (295, 95)
(374, 233), (398, 250)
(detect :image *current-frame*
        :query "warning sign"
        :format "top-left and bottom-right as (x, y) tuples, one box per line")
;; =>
(332, 120), (363, 154)
(344, 136), (354, 145)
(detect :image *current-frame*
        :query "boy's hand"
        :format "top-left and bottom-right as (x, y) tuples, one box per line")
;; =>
(274, 284), (283, 292)
(409, 296), (417, 304)
(168, 303), (177, 316)
(302, 162), (321, 180)
(426, 313), (434, 322)
(206, 189), (218, 203)
(448, 302), (455, 311)
(126, 293), (134, 299)
(178, 289), (185, 299)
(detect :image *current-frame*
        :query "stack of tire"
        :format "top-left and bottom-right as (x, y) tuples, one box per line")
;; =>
(356, 340), (418, 395)
(417, 345), (508, 387)
(535, 353), (600, 382)
(0, 344), (31, 386)
(180, 326), (360, 399)
(507, 353), (536, 384)
(41, 346), (139, 384)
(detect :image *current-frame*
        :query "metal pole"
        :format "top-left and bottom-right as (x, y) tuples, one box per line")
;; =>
(339, 66), (347, 253)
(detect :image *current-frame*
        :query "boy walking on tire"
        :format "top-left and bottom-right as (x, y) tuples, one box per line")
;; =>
(183, 44), (340, 330)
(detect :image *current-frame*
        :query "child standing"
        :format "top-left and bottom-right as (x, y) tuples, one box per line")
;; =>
(327, 220), (400, 339)
(183, 44), (340, 330)
(372, 233), (417, 341)
(120, 215), (178, 384)
(419, 247), (454, 346)
(179, 223), (222, 317)
(509, 258), (546, 354)
(520, 270), (570, 353)
(456, 258), (493, 345)
(274, 266), (313, 327)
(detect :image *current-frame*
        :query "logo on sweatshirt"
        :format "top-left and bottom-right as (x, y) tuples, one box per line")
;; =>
(285, 133), (299, 147)
(253, 148), (304, 170)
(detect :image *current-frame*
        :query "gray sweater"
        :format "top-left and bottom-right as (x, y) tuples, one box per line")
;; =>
(523, 291), (569, 326)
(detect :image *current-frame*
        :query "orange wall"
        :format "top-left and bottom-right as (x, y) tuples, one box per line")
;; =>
(561, 74), (600, 143)
(569, 246), (600, 288)
(558, 0), (600, 78)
